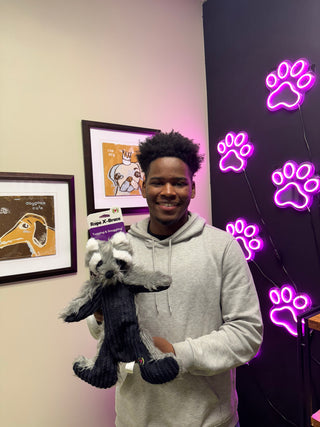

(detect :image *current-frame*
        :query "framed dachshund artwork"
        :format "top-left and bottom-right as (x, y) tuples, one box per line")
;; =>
(0, 172), (77, 284)
(82, 120), (160, 213)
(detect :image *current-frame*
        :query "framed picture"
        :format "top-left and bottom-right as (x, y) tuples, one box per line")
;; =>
(82, 120), (159, 213)
(0, 172), (77, 285)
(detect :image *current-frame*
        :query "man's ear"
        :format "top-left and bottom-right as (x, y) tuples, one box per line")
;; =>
(191, 181), (196, 199)
(141, 180), (147, 198)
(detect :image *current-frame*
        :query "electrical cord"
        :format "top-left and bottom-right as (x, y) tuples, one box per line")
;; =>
(246, 363), (298, 426)
(312, 354), (320, 367)
(223, 95), (318, 426)
(298, 105), (320, 263)
(242, 169), (297, 288)
(310, 330), (320, 367)
(251, 260), (279, 288)
(298, 105), (313, 162)
(242, 155), (320, 424)
(242, 102), (320, 283)
(307, 207), (320, 264)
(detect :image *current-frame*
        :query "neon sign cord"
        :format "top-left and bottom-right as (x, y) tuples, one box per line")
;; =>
(245, 364), (298, 426)
(309, 332), (320, 398)
(298, 105), (313, 162)
(298, 105), (320, 262)
(251, 260), (279, 288)
(307, 207), (320, 266)
(297, 107), (320, 260)
(242, 169), (296, 287)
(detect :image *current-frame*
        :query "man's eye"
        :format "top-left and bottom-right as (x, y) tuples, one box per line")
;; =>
(175, 181), (187, 187)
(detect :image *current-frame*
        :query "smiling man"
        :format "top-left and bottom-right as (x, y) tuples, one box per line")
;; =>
(89, 131), (263, 427)
(142, 156), (195, 235)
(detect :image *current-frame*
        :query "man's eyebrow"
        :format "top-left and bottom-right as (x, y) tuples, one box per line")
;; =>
(149, 176), (188, 182)
(148, 176), (166, 180)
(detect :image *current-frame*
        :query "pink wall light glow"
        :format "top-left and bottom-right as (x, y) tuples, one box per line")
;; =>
(269, 285), (312, 336)
(266, 58), (316, 111)
(226, 218), (263, 261)
(271, 160), (320, 211)
(217, 131), (254, 173)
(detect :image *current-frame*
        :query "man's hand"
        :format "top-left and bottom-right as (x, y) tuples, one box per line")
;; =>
(94, 310), (103, 324)
(153, 336), (175, 354)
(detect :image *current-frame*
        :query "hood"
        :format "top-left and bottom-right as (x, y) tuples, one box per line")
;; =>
(128, 212), (206, 245)
(128, 213), (206, 314)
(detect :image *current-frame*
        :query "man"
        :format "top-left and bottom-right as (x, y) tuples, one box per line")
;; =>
(88, 131), (263, 427)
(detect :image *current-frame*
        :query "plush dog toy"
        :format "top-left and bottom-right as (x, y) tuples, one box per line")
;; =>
(60, 232), (179, 389)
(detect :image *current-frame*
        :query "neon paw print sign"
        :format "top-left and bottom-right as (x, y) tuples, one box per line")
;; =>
(272, 161), (320, 211)
(217, 131), (254, 173)
(266, 58), (316, 111)
(269, 285), (312, 336)
(226, 218), (263, 261)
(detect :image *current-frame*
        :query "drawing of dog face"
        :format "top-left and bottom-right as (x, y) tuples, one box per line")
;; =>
(0, 213), (56, 257)
(108, 161), (143, 195)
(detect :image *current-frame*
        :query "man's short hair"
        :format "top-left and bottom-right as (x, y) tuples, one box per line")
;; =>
(137, 131), (204, 177)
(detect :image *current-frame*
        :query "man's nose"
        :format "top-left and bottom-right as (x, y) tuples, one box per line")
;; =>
(161, 183), (176, 196)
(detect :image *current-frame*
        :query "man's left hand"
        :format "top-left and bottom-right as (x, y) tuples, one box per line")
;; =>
(153, 336), (175, 354)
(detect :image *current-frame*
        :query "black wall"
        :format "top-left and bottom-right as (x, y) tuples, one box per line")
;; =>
(203, 1), (320, 426)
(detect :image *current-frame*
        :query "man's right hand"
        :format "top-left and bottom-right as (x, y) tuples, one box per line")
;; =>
(94, 309), (103, 324)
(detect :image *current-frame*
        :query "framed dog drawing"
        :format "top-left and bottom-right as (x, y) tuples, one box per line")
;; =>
(82, 120), (160, 213)
(0, 172), (77, 285)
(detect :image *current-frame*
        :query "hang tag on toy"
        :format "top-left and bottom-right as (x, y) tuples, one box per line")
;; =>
(125, 361), (135, 374)
(87, 207), (126, 241)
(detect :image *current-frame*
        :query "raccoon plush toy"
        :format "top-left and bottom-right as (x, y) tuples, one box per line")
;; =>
(60, 232), (180, 389)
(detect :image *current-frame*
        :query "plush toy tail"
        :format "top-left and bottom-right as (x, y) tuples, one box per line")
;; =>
(138, 356), (180, 385)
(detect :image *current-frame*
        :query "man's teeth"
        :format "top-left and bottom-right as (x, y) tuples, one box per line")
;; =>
(161, 203), (175, 207)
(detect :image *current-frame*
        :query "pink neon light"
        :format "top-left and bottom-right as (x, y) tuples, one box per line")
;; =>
(217, 131), (254, 173)
(266, 58), (315, 111)
(226, 218), (263, 261)
(269, 285), (312, 336)
(271, 161), (320, 211)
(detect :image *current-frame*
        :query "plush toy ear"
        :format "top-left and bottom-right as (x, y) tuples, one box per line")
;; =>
(86, 238), (99, 252)
(85, 238), (100, 268)
(110, 231), (127, 245)
(110, 231), (133, 255)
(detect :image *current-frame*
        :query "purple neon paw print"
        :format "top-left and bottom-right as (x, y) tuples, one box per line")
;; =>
(269, 285), (312, 336)
(226, 218), (263, 261)
(217, 132), (254, 173)
(266, 58), (315, 111)
(272, 161), (320, 211)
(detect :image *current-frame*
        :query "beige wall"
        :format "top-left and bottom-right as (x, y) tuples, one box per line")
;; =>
(0, 1), (210, 426)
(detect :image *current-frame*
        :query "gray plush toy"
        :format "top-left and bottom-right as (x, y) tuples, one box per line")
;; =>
(60, 232), (179, 389)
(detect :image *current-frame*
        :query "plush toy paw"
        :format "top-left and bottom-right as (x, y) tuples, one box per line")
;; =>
(73, 356), (118, 389)
(138, 356), (180, 385)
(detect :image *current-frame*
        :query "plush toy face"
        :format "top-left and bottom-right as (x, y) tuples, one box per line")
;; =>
(85, 232), (134, 287)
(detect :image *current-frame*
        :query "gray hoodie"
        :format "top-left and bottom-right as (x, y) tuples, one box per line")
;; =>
(89, 213), (263, 427)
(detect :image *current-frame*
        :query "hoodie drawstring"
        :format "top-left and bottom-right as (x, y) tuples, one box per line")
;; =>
(167, 239), (173, 315)
(152, 238), (173, 315)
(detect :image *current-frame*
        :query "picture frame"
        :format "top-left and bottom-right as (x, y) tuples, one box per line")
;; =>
(82, 120), (159, 213)
(0, 172), (77, 285)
